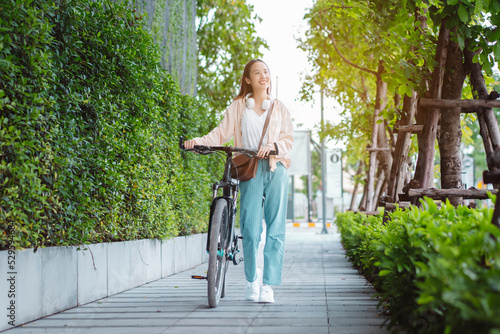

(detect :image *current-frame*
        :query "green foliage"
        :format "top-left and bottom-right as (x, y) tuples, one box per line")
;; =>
(428, 0), (500, 76)
(336, 211), (385, 286)
(300, 0), (434, 168)
(1, 0), (219, 250)
(0, 0), (61, 248)
(301, 0), (500, 170)
(197, 0), (268, 113)
(336, 200), (500, 334)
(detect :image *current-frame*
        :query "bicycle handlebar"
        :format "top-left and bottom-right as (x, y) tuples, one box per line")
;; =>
(179, 136), (277, 156)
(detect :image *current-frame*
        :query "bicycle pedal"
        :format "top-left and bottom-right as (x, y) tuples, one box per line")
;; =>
(234, 257), (244, 265)
(191, 275), (207, 280)
(237, 235), (243, 239)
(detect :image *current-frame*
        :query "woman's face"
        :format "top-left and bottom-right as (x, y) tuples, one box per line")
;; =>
(245, 61), (270, 94)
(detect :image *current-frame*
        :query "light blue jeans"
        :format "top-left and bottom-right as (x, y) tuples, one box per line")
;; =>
(239, 159), (288, 286)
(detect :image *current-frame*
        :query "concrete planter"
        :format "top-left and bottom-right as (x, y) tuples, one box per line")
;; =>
(77, 243), (108, 306)
(0, 233), (207, 331)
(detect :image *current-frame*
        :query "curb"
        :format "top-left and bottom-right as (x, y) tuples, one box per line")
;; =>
(289, 222), (332, 228)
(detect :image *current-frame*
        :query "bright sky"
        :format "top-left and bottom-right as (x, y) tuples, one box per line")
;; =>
(246, 0), (342, 140)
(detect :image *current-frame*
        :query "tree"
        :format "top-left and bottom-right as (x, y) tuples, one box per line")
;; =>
(197, 0), (268, 114)
(300, 0), (431, 210)
(301, 0), (500, 208)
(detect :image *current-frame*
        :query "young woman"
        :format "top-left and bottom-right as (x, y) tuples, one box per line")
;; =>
(184, 59), (293, 303)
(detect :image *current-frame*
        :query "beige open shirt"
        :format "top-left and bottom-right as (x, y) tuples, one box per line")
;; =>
(192, 98), (293, 172)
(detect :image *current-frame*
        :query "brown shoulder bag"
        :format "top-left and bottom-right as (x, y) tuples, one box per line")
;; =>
(230, 102), (274, 181)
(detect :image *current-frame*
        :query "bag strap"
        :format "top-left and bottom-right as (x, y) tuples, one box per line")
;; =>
(258, 101), (274, 148)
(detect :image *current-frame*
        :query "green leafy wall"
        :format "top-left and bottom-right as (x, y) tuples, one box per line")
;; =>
(0, 0), (216, 250)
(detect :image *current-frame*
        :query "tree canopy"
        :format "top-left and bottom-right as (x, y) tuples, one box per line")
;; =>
(300, 0), (500, 188)
(197, 0), (268, 114)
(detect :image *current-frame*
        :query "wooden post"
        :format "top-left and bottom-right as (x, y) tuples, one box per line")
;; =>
(387, 91), (418, 202)
(358, 178), (368, 211)
(349, 161), (364, 211)
(483, 152), (500, 228)
(386, 7), (426, 204)
(373, 170), (387, 208)
(395, 124), (424, 133)
(416, 22), (451, 189)
(365, 61), (388, 212)
(419, 98), (500, 109)
(464, 45), (500, 176)
(408, 188), (498, 199)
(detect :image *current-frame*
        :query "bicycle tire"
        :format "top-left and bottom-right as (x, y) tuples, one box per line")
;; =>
(207, 200), (229, 308)
(220, 228), (233, 298)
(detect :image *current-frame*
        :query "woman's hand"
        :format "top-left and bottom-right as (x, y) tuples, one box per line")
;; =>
(184, 139), (197, 149)
(257, 143), (273, 159)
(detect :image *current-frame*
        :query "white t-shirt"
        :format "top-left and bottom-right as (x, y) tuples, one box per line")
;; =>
(241, 107), (269, 149)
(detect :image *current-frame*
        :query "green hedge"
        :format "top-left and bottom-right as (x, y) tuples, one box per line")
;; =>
(336, 199), (500, 334)
(1, 0), (220, 250)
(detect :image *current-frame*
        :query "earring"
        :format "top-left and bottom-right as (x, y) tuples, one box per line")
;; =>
(245, 93), (271, 111)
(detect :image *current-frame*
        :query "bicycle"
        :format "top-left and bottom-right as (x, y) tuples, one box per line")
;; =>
(179, 137), (275, 308)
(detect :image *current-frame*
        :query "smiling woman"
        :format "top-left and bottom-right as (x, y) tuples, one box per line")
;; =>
(184, 59), (293, 304)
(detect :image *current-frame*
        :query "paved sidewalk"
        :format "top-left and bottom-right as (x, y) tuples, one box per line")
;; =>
(3, 224), (393, 334)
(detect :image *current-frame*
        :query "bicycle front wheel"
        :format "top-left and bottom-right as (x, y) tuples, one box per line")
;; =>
(207, 200), (229, 308)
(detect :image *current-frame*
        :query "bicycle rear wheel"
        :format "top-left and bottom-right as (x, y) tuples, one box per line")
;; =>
(207, 200), (229, 308)
(221, 228), (234, 299)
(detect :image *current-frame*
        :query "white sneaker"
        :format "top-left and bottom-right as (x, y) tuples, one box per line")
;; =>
(259, 285), (274, 303)
(245, 268), (261, 301)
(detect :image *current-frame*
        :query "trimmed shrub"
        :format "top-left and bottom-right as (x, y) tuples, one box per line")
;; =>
(335, 199), (500, 334)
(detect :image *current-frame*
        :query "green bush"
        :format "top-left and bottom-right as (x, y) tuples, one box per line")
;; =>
(336, 199), (500, 334)
(1, 0), (220, 250)
(336, 211), (385, 286)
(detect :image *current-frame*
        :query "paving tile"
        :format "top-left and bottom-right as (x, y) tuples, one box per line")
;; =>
(255, 311), (328, 318)
(330, 325), (391, 334)
(251, 317), (330, 326)
(245, 326), (330, 334)
(162, 325), (249, 334)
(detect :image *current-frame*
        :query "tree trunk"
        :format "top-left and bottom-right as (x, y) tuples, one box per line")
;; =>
(438, 33), (467, 206)
(366, 61), (388, 212)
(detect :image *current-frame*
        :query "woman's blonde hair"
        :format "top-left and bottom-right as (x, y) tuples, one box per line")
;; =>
(235, 59), (272, 100)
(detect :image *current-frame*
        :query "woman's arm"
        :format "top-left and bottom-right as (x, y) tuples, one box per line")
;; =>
(187, 100), (241, 147)
(265, 101), (293, 158)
